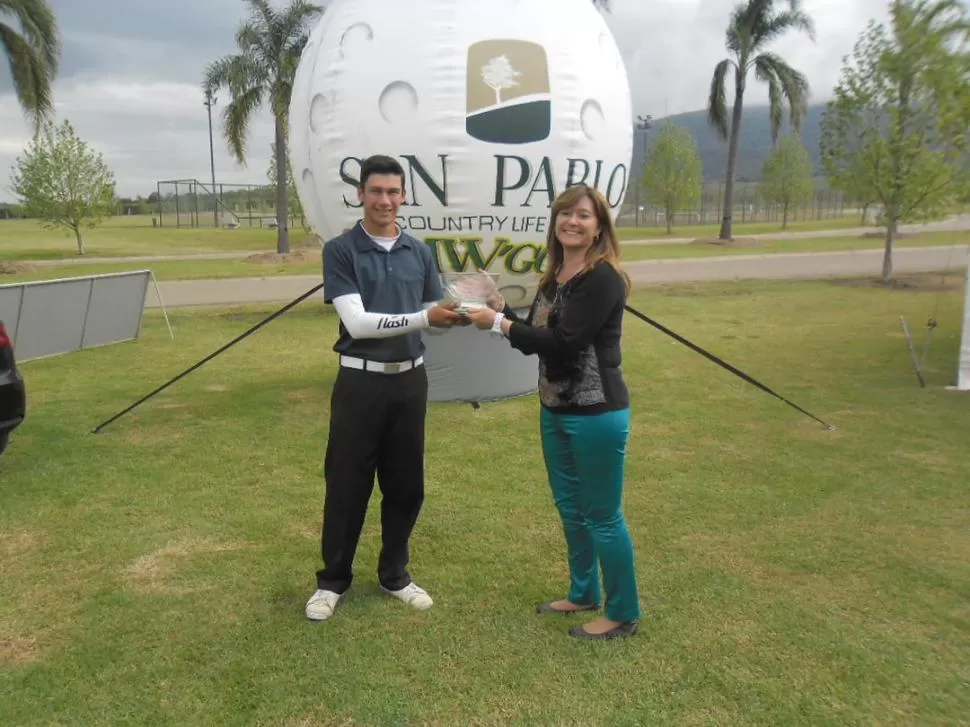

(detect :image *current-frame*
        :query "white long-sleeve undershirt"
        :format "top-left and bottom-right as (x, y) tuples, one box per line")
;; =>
(333, 293), (436, 339)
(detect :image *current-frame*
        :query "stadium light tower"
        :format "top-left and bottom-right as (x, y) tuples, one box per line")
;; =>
(204, 90), (219, 228)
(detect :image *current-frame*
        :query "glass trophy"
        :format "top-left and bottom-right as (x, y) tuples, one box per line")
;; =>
(442, 271), (500, 313)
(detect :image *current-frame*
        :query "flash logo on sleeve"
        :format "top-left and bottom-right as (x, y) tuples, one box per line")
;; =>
(377, 316), (409, 330)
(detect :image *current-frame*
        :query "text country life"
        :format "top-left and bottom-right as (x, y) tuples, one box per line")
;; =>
(396, 215), (548, 234)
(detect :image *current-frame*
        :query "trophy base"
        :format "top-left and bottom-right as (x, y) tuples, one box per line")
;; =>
(455, 300), (487, 314)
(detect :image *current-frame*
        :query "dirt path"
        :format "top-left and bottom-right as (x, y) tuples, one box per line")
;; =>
(142, 244), (969, 309)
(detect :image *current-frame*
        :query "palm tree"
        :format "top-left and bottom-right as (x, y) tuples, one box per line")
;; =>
(203, 0), (322, 254)
(707, 0), (815, 240)
(0, 0), (61, 130)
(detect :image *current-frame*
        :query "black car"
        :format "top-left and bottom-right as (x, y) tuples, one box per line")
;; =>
(0, 320), (26, 456)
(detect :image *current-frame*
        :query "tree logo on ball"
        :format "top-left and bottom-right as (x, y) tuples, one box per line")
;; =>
(465, 39), (551, 145)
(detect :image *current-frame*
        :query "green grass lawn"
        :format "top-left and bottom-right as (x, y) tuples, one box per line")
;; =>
(0, 213), (865, 261)
(1, 276), (968, 725)
(2, 229), (968, 284)
(0, 215), (298, 260)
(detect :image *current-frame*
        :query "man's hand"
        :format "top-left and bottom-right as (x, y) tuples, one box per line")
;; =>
(427, 300), (468, 328)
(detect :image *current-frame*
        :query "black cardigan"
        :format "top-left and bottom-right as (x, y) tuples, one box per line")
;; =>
(506, 262), (630, 414)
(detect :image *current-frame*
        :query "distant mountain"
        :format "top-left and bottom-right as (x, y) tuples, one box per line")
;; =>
(635, 103), (827, 182)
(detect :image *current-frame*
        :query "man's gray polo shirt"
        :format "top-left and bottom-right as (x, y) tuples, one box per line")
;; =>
(323, 221), (442, 362)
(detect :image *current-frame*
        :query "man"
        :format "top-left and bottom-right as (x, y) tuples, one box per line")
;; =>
(306, 154), (465, 622)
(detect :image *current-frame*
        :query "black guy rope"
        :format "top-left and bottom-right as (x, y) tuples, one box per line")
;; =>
(91, 283), (325, 434)
(624, 304), (836, 431)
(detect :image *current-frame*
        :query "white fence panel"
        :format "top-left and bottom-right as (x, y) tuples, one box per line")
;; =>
(0, 271), (151, 361)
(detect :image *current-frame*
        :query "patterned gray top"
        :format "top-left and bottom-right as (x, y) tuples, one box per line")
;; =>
(506, 262), (629, 415)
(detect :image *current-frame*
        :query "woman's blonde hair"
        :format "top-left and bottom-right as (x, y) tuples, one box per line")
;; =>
(539, 184), (631, 295)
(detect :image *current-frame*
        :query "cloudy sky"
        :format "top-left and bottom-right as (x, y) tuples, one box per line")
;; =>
(0, 0), (892, 202)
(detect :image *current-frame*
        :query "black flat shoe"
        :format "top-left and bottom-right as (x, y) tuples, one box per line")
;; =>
(568, 621), (639, 640)
(536, 601), (600, 615)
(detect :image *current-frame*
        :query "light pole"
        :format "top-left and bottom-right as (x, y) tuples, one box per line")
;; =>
(633, 114), (652, 226)
(204, 90), (219, 228)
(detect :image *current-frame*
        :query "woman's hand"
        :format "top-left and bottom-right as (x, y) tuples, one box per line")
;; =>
(486, 291), (505, 312)
(464, 306), (498, 330)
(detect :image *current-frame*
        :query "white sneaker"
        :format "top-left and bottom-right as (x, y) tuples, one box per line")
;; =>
(381, 582), (433, 611)
(305, 589), (342, 621)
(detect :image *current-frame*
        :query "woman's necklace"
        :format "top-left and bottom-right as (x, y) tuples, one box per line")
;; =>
(551, 260), (584, 312)
(556, 259), (585, 284)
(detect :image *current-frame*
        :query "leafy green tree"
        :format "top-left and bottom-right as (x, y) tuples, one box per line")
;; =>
(820, 0), (970, 280)
(708, 0), (815, 240)
(838, 162), (880, 225)
(1, 0), (61, 129)
(266, 139), (307, 234)
(9, 119), (116, 255)
(759, 135), (814, 228)
(641, 122), (703, 233)
(203, 0), (322, 254)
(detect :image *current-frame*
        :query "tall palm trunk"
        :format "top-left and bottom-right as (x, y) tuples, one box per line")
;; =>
(274, 118), (290, 254)
(719, 76), (746, 240)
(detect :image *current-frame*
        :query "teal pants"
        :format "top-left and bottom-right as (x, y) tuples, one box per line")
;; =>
(540, 407), (641, 623)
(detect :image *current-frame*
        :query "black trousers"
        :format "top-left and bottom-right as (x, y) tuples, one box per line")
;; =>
(316, 363), (428, 593)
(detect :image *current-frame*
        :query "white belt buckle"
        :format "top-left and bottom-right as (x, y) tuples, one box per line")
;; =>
(340, 355), (421, 374)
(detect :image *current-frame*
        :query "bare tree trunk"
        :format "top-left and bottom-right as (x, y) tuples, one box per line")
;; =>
(882, 214), (896, 281)
(666, 204), (672, 234)
(860, 202), (869, 225)
(782, 201), (789, 230)
(884, 79), (910, 283)
(73, 225), (85, 255)
(718, 82), (745, 241)
(275, 119), (290, 255)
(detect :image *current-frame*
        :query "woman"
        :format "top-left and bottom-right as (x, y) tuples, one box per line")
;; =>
(464, 184), (640, 640)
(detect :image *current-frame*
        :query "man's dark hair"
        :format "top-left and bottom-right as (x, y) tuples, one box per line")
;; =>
(359, 154), (406, 191)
